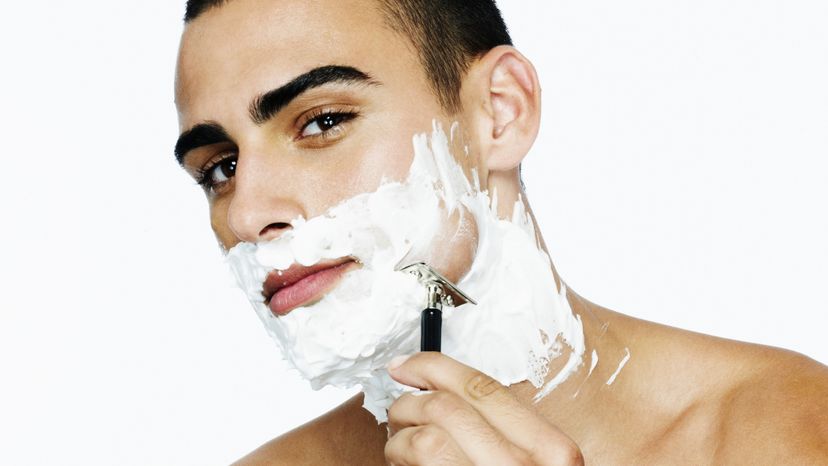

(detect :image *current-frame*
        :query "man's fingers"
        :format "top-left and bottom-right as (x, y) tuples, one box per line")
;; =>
(385, 424), (473, 466)
(388, 391), (532, 466)
(388, 352), (583, 465)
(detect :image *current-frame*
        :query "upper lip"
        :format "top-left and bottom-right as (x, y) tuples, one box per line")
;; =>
(262, 257), (356, 304)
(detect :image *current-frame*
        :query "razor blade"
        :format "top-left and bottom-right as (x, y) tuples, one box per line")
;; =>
(398, 262), (477, 310)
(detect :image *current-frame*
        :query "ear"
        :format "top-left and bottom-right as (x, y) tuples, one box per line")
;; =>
(461, 45), (541, 173)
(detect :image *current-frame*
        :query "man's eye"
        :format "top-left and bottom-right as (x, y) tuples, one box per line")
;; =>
(198, 156), (237, 191)
(300, 112), (356, 138)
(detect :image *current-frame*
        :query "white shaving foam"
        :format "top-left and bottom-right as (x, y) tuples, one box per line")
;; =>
(589, 349), (599, 377)
(572, 348), (600, 398)
(606, 347), (631, 385)
(226, 122), (585, 422)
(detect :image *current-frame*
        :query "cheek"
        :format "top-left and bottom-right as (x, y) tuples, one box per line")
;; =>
(351, 106), (447, 184)
(354, 118), (481, 283)
(425, 208), (479, 284)
(335, 124), (421, 194)
(302, 101), (446, 214)
(342, 144), (407, 193)
(209, 198), (234, 250)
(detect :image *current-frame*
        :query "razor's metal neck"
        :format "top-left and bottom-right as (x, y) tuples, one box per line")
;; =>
(427, 283), (444, 310)
(398, 262), (477, 309)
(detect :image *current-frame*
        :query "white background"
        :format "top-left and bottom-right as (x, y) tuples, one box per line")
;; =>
(0, 1), (825, 464)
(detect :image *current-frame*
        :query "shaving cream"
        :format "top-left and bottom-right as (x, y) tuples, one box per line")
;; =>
(226, 122), (585, 422)
(606, 347), (631, 385)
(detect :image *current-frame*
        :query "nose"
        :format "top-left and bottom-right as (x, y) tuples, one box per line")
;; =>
(226, 153), (304, 244)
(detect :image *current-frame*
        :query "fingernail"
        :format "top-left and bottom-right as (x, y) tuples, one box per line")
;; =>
(387, 354), (412, 371)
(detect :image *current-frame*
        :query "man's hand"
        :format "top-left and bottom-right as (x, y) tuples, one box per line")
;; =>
(385, 352), (584, 466)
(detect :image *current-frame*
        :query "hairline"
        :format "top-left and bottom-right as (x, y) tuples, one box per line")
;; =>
(183, 0), (475, 113)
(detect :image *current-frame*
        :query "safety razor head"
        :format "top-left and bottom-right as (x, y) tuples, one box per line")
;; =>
(397, 262), (477, 310)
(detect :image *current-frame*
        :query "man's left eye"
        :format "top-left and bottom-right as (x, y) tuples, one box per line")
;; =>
(300, 112), (355, 138)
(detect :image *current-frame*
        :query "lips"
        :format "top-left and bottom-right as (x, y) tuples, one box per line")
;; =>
(263, 258), (358, 316)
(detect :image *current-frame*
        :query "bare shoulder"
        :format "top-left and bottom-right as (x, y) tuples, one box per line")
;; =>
(232, 395), (388, 466)
(714, 346), (828, 464)
(613, 316), (828, 464)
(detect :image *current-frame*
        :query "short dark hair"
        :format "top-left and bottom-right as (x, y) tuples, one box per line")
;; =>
(183, 0), (513, 113)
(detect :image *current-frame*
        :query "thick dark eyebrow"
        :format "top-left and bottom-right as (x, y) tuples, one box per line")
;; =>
(249, 65), (378, 124)
(174, 122), (233, 166)
(174, 66), (376, 165)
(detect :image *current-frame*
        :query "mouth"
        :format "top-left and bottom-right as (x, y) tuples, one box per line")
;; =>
(262, 258), (359, 316)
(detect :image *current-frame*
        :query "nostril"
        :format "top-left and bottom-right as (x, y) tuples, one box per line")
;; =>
(259, 222), (292, 240)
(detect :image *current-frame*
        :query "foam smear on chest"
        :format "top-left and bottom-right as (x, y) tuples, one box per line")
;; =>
(226, 122), (585, 422)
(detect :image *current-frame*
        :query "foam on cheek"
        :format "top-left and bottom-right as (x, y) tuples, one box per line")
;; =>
(226, 121), (586, 423)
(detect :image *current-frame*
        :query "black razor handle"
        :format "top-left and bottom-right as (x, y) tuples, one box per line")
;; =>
(420, 308), (442, 352)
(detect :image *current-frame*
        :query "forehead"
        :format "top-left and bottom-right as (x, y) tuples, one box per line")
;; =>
(175, 0), (420, 124)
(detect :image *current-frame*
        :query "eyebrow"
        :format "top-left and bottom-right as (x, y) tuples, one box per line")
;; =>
(249, 65), (378, 124)
(174, 65), (378, 166)
(174, 122), (233, 166)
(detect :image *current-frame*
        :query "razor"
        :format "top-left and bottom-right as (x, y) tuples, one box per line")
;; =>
(397, 262), (477, 352)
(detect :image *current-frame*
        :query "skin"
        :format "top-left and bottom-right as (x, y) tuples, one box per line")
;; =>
(174, 0), (828, 464)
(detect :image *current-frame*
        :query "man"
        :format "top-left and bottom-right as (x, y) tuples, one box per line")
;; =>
(173, 0), (828, 464)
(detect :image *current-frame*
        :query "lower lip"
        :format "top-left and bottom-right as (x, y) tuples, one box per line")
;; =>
(269, 262), (355, 316)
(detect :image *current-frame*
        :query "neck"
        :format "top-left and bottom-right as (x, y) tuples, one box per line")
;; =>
(508, 201), (638, 434)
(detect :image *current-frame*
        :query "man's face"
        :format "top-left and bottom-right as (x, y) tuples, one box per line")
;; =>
(175, 0), (476, 273)
(173, 1), (564, 420)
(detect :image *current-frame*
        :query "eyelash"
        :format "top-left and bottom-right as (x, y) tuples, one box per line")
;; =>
(297, 108), (359, 141)
(193, 109), (359, 193)
(194, 152), (236, 191)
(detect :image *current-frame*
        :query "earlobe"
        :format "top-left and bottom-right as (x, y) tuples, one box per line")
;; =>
(464, 46), (541, 173)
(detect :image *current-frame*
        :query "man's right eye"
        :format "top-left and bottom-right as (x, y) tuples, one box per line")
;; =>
(196, 154), (237, 192)
(297, 109), (359, 141)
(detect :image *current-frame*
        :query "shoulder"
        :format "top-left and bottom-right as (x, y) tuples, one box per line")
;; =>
(232, 394), (388, 466)
(714, 347), (828, 464)
(617, 321), (827, 463)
